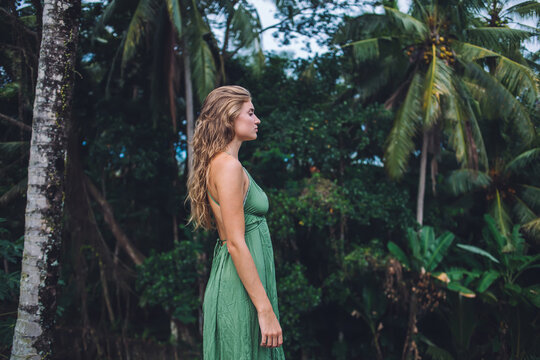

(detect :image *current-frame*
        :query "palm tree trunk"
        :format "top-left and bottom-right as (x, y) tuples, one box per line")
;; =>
(416, 130), (429, 226)
(10, 0), (80, 358)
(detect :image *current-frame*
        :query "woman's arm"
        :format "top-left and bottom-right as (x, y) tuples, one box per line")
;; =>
(213, 158), (283, 348)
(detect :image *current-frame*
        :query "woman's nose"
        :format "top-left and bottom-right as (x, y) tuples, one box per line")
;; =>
(255, 115), (261, 124)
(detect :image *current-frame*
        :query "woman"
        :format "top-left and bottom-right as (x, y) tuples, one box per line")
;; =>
(187, 85), (286, 359)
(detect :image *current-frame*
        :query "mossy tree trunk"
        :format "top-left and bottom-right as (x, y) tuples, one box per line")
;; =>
(10, 0), (80, 359)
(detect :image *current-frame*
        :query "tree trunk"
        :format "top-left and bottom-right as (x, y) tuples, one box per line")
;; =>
(85, 176), (146, 266)
(402, 292), (420, 360)
(416, 130), (429, 226)
(10, 0), (80, 358)
(183, 37), (195, 176)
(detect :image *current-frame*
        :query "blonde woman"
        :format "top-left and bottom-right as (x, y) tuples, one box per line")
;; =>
(187, 85), (285, 359)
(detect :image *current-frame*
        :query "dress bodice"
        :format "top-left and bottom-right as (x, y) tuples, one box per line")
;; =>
(243, 168), (268, 217)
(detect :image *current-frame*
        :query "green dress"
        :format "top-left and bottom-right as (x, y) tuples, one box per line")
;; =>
(203, 167), (286, 360)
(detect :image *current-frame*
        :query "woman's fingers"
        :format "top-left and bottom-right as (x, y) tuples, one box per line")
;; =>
(261, 332), (283, 348)
(271, 334), (279, 347)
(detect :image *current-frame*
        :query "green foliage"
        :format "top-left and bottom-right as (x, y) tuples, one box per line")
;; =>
(388, 226), (455, 273)
(450, 214), (540, 305)
(277, 262), (322, 358)
(0, 218), (22, 350)
(136, 240), (201, 324)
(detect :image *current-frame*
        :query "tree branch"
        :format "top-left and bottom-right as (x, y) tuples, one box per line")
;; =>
(0, 113), (32, 132)
(84, 175), (146, 266)
(0, 7), (39, 41)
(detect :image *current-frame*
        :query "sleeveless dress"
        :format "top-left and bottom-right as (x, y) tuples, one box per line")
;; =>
(203, 167), (286, 360)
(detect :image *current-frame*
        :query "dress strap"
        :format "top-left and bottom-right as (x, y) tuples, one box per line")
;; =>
(208, 168), (250, 207)
(207, 190), (220, 206)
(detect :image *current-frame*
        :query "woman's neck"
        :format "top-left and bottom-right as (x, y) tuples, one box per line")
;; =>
(224, 139), (242, 159)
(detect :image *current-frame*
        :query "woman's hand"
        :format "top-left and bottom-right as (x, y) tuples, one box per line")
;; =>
(258, 307), (283, 348)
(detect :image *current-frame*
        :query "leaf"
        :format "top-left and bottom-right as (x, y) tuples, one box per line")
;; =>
(122, 0), (162, 70)
(230, 2), (263, 49)
(490, 190), (512, 238)
(92, 0), (119, 38)
(418, 335), (455, 360)
(190, 39), (216, 103)
(166, 0), (183, 39)
(505, 0), (540, 19)
(505, 149), (540, 174)
(463, 61), (535, 145)
(384, 6), (428, 40)
(466, 27), (533, 49)
(447, 282), (476, 297)
(420, 226), (434, 259)
(456, 42), (538, 107)
(407, 227), (421, 259)
(446, 79), (488, 170)
(513, 196), (537, 225)
(457, 244), (500, 263)
(446, 169), (491, 195)
(521, 217), (540, 238)
(423, 45), (453, 128)
(385, 72), (423, 178)
(188, 0), (216, 103)
(524, 285), (540, 308)
(342, 38), (381, 62)
(387, 241), (410, 268)
(476, 270), (500, 293)
(483, 214), (507, 250)
(425, 232), (455, 272)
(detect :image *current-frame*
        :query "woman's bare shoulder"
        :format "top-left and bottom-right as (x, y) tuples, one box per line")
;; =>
(209, 153), (243, 180)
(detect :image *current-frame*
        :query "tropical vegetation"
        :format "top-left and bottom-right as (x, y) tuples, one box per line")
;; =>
(0, 0), (539, 359)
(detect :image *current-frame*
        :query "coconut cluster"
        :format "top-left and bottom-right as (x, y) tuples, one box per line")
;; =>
(405, 35), (456, 66)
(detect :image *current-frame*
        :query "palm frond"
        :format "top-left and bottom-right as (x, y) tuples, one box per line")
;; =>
(495, 54), (539, 106)
(0, 141), (29, 155)
(333, 14), (389, 44)
(513, 195), (538, 224)
(384, 6), (428, 40)
(466, 27), (533, 49)
(520, 185), (540, 210)
(448, 79), (488, 170)
(504, 1), (540, 20)
(385, 72), (424, 178)
(342, 38), (382, 62)
(0, 177), (27, 206)
(122, 0), (162, 70)
(166, 0), (183, 39)
(489, 189), (512, 236)
(505, 148), (540, 173)
(230, 2), (263, 49)
(92, 0), (119, 39)
(230, 2), (265, 73)
(521, 217), (540, 239)
(423, 45), (454, 128)
(463, 61), (535, 144)
(446, 169), (491, 195)
(456, 42), (538, 105)
(189, 0), (216, 103)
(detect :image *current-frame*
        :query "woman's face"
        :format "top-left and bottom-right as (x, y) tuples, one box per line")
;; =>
(233, 100), (260, 141)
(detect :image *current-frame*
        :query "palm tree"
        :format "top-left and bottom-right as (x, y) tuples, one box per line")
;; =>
(448, 146), (540, 241)
(95, 0), (264, 174)
(335, 0), (538, 226)
(10, 0), (81, 358)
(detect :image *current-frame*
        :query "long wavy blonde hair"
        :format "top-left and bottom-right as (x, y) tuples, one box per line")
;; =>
(186, 85), (251, 230)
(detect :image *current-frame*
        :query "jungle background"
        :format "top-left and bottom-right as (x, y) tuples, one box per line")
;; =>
(1, 0), (540, 359)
